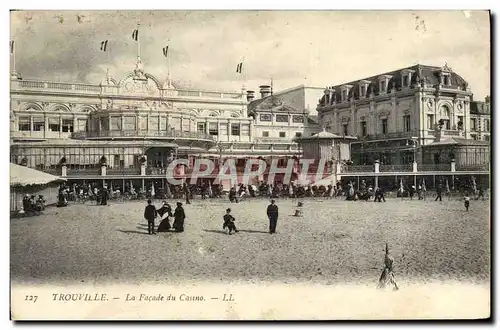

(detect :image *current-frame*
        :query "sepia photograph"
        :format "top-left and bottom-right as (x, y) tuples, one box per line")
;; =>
(8, 8), (491, 320)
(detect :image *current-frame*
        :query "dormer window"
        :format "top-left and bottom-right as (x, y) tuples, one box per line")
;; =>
(359, 80), (370, 98)
(378, 75), (392, 94)
(401, 69), (414, 89)
(443, 75), (450, 86)
(340, 85), (352, 102)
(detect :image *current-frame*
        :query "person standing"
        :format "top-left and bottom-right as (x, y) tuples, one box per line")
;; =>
(173, 202), (186, 232)
(157, 201), (173, 232)
(183, 183), (191, 205)
(101, 186), (109, 206)
(267, 199), (279, 234)
(144, 199), (157, 235)
(464, 194), (471, 211)
(435, 184), (443, 202)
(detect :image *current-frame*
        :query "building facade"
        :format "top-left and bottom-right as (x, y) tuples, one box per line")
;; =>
(316, 64), (491, 167)
(10, 61), (322, 185)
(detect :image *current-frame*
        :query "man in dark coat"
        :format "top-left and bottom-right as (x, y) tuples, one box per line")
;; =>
(173, 202), (186, 232)
(101, 186), (109, 205)
(144, 199), (157, 235)
(267, 199), (279, 234)
(435, 184), (443, 202)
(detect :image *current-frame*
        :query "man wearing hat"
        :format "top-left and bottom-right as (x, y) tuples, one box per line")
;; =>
(143, 199), (157, 235)
(173, 202), (186, 232)
(267, 199), (279, 234)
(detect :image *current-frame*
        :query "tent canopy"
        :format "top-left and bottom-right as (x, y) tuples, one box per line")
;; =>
(10, 163), (66, 188)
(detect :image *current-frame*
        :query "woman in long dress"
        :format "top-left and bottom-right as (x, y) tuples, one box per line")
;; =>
(173, 202), (186, 232)
(157, 201), (172, 232)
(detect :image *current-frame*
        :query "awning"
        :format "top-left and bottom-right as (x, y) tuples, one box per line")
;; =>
(10, 163), (66, 188)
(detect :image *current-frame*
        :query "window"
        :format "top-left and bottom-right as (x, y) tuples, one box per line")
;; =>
(260, 114), (272, 122)
(231, 123), (240, 136)
(197, 122), (206, 133)
(295, 132), (302, 138)
(471, 134), (477, 140)
(77, 119), (88, 132)
(123, 117), (136, 130)
(262, 131), (269, 137)
(485, 135), (490, 142)
(241, 124), (250, 136)
(360, 121), (367, 137)
(381, 118), (388, 135)
(18, 117), (30, 131)
(219, 123), (228, 135)
(342, 124), (348, 136)
(182, 119), (190, 132)
(209, 122), (218, 135)
(279, 132), (286, 138)
(276, 115), (288, 123)
(442, 119), (450, 130)
(150, 116), (159, 131)
(380, 80), (387, 93)
(342, 90), (347, 101)
(110, 117), (121, 131)
(48, 117), (59, 132)
(360, 85), (366, 97)
(292, 115), (304, 123)
(444, 75), (450, 86)
(484, 119), (490, 132)
(403, 115), (411, 132)
(403, 75), (409, 87)
(427, 114), (434, 130)
(470, 118), (477, 131)
(457, 116), (464, 129)
(62, 119), (73, 132)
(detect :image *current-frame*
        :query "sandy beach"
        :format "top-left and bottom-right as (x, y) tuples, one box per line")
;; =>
(11, 197), (490, 288)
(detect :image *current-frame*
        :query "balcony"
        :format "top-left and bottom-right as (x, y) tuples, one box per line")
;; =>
(71, 130), (216, 142)
(380, 164), (412, 172)
(107, 167), (141, 175)
(342, 165), (373, 173)
(419, 164), (451, 172)
(356, 130), (420, 142)
(456, 164), (489, 171)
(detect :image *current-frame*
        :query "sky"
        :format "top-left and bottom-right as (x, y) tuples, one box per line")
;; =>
(10, 10), (491, 100)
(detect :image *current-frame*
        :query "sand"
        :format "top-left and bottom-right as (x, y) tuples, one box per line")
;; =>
(11, 197), (490, 287)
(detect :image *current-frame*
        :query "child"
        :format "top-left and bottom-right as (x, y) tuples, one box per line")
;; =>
(464, 194), (470, 211)
(223, 208), (239, 234)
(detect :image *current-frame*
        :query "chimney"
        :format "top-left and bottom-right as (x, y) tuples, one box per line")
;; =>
(247, 90), (255, 102)
(259, 85), (271, 98)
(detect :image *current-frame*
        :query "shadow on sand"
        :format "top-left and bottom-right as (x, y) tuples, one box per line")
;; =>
(117, 229), (149, 235)
(203, 229), (269, 235)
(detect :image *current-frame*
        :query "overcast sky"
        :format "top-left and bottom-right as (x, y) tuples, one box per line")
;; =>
(10, 10), (490, 99)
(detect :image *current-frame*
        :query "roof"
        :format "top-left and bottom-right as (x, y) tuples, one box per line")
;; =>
(470, 101), (491, 115)
(247, 95), (306, 114)
(296, 129), (358, 141)
(10, 163), (66, 187)
(427, 136), (490, 146)
(319, 64), (469, 104)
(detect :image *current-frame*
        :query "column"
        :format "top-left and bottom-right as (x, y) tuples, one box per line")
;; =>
(44, 115), (48, 138)
(59, 116), (63, 133)
(73, 116), (77, 133)
(135, 114), (140, 132)
(147, 114), (150, 132)
(121, 115), (124, 132)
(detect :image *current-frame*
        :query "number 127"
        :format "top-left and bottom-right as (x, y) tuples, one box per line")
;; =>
(25, 295), (38, 303)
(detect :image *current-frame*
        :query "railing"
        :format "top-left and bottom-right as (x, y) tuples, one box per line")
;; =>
(67, 168), (101, 175)
(254, 137), (296, 143)
(343, 165), (373, 173)
(71, 130), (217, 141)
(356, 130), (420, 141)
(456, 164), (490, 171)
(419, 164), (451, 172)
(107, 168), (140, 175)
(380, 164), (412, 172)
(14, 80), (242, 99)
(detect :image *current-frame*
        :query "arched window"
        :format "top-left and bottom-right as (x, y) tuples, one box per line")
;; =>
(441, 105), (450, 117)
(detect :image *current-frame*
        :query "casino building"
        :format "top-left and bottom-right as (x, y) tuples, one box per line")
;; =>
(316, 64), (490, 169)
(9, 54), (322, 188)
